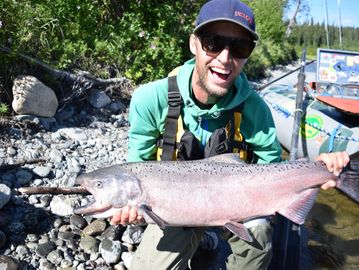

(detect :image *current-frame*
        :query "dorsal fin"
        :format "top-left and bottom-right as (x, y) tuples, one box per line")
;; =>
(296, 157), (309, 162)
(205, 153), (246, 164)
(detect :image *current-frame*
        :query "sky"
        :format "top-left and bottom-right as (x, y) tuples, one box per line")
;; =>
(291, 0), (359, 28)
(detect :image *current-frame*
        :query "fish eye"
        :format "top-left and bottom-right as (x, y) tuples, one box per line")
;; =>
(96, 181), (103, 189)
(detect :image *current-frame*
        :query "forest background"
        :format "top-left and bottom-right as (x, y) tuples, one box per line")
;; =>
(1, 0), (359, 114)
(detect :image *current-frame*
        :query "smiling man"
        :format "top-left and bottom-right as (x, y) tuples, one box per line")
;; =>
(110, 1), (349, 269)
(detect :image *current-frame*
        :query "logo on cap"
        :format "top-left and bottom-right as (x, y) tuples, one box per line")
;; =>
(234, 11), (253, 25)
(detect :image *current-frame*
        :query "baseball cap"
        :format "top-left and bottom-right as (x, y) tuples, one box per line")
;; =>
(194, 0), (259, 40)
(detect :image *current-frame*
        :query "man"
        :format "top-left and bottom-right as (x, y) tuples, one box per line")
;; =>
(111, 0), (350, 269)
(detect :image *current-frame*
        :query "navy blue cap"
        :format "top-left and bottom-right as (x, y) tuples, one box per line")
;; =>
(194, 0), (258, 40)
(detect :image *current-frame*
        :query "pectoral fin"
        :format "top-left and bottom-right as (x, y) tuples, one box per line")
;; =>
(139, 204), (168, 229)
(224, 221), (253, 242)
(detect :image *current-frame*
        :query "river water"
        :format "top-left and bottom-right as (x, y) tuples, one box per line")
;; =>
(280, 149), (359, 269)
(303, 189), (359, 269)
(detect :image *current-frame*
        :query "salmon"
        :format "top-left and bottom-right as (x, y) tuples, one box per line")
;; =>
(74, 153), (359, 241)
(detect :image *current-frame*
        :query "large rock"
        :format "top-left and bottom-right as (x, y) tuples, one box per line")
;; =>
(50, 195), (78, 217)
(12, 75), (58, 117)
(89, 90), (111, 108)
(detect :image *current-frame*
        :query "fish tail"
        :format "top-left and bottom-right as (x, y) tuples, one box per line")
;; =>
(337, 151), (359, 203)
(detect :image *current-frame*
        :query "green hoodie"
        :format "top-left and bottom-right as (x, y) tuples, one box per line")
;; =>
(128, 58), (282, 164)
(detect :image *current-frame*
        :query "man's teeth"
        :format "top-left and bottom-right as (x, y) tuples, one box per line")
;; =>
(211, 67), (230, 74)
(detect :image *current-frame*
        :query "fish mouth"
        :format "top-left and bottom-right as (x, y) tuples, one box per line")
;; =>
(73, 176), (105, 216)
(73, 199), (112, 216)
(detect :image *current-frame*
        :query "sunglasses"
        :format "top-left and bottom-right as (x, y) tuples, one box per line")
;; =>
(196, 33), (256, 59)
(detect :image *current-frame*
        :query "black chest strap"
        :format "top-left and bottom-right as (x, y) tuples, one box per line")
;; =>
(161, 76), (182, 161)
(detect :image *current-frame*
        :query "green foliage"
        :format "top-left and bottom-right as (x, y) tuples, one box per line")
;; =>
(0, 103), (9, 115)
(245, 39), (297, 80)
(242, 0), (297, 79)
(113, 1), (203, 83)
(0, 0), (298, 89)
(0, 0), (206, 85)
(245, 0), (287, 43)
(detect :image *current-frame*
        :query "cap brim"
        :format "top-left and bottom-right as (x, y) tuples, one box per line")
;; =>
(193, 18), (259, 40)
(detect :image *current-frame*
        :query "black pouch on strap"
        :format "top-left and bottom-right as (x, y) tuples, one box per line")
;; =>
(204, 127), (229, 158)
(177, 130), (203, 161)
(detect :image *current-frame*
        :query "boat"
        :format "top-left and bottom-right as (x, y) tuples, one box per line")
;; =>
(259, 48), (359, 161)
(261, 48), (359, 270)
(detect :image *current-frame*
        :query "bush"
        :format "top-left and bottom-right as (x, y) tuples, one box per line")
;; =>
(0, 0), (207, 86)
(0, 0), (296, 92)
(112, 1), (202, 83)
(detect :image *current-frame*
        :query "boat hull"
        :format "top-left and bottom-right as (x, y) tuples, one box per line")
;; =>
(261, 89), (359, 160)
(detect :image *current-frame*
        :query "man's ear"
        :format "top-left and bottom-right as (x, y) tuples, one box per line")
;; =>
(189, 34), (197, 55)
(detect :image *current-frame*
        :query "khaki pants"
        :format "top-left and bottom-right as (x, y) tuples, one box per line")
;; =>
(226, 223), (273, 270)
(130, 222), (273, 270)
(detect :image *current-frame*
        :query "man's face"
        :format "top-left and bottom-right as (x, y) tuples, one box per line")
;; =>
(190, 21), (255, 100)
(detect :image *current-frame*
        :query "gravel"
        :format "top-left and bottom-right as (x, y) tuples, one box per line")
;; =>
(0, 99), (140, 269)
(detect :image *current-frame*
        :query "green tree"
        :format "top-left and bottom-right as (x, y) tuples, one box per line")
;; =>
(1, 0), (298, 92)
(246, 0), (287, 43)
(243, 0), (297, 79)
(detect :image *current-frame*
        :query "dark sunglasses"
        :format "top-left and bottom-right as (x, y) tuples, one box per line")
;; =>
(196, 33), (256, 59)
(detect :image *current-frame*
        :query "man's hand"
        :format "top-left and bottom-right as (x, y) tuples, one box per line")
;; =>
(316, 151), (350, 190)
(110, 206), (144, 226)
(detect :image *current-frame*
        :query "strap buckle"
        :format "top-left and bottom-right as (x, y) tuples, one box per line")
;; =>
(168, 91), (182, 107)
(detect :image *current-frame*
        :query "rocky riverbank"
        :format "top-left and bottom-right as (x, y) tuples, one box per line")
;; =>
(0, 97), (142, 269)
(0, 62), (303, 269)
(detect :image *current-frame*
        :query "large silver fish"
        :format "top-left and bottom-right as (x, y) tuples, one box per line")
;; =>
(74, 153), (359, 242)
